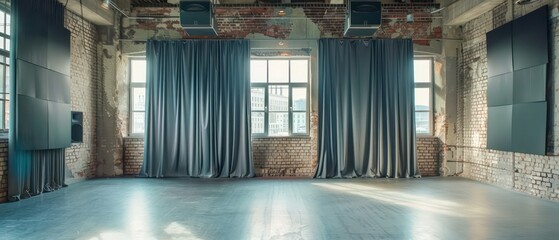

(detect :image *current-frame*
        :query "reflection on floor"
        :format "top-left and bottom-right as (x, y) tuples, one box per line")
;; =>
(1, 177), (559, 239)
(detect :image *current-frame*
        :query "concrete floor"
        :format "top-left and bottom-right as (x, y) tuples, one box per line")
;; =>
(0, 177), (558, 240)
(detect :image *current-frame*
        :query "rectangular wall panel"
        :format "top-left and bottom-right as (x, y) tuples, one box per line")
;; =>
(487, 22), (513, 77)
(512, 102), (547, 155)
(513, 6), (549, 71)
(487, 72), (513, 107)
(47, 70), (71, 104)
(487, 105), (513, 151)
(47, 27), (71, 75)
(513, 64), (546, 104)
(48, 102), (71, 149)
(16, 7), (48, 68)
(16, 60), (39, 98)
(16, 95), (49, 150)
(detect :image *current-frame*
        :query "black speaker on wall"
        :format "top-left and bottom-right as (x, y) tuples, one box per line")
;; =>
(179, 0), (217, 36)
(344, 0), (382, 37)
(71, 111), (83, 143)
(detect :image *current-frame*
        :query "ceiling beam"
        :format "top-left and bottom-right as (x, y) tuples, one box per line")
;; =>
(59, 0), (115, 26)
(444, 0), (506, 26)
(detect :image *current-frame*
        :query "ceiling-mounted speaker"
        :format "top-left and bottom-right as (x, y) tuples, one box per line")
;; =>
(179, 0), (218, 36)
(344, 0), (382, 37)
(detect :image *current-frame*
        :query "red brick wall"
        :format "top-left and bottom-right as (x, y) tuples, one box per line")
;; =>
(417, 137), (441, 177)
(124, 138), (144, 175)
(123, 3), (441, 45)
(0, 139), (7, 203)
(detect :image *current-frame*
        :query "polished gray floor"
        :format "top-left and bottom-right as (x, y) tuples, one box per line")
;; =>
(1, 177), (559, 240)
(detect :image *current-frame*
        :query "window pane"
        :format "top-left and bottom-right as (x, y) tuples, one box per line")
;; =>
(414, 59), (431, 83)
(0, 99), (4, 129)
(0, 11), (5, 35)
(0, 65), (4, 95)
(4, 99), (8, 130)
(250, 60), (267, 83)
(268, 85), (289, 111)
(292, 87), (306, 111)
(251, 88), (265, 111)
(5, 38), (9, 51)
(290, 60), (308, 83)
(5, 14), (9, 36)
(132, 87), (145, 111)
(268, 60), (289, 83)
(293, 112), (306, 134)
(415, 88), (430, 110)
(131, 59), (146, 83)
(415, 111), (430, 134)
(251, 112), (264, 134)
(269, 112), (288, 136)
(132, 112), (145, 134)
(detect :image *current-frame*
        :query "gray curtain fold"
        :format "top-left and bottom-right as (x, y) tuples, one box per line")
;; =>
(141, 40), (254, 178)
(314, 39), (419, 178)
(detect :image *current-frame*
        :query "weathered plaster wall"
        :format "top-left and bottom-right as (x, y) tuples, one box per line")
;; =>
(96, 17), (129, 177)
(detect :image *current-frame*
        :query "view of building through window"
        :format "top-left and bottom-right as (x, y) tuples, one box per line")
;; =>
(130, 59), (146, 135)
(414, 58), (433, 135)
(250, 59), (309, 136)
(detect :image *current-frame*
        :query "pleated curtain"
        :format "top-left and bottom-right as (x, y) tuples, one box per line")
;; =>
(314, 39), (419, 178)
(141, 40), (254, 178)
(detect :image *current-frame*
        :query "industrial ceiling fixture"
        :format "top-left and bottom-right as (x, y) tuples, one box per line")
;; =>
(101, 0), (110, 9)
(515, 0), (542, 5)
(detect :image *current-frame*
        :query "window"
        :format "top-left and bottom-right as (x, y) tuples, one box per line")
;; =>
(129, 58), (146, 136)
(414, 58), (433, 135)
(0, 4), (10, 131)
(250, 59), (309, 136)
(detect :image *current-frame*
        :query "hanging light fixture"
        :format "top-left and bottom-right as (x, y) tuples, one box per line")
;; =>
(515, 0), (542, 5)
(101, 0), (110, 9)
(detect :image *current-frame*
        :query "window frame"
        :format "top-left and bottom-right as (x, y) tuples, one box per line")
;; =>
(128, 57), (146, 137)
(413, 56), (434, 137)
(250, 57), (310, 138)
(0, 3), (10, 132)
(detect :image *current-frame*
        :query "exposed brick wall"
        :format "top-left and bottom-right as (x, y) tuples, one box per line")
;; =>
(123, 3), (442, 45)
(64, 10), (99, 179)
(124, 138), (144, 175)
(121, 113), (440, 178)
(417, 137), (440, 177)
(0, 139), (7, 203)
(457, 1), (559, 200)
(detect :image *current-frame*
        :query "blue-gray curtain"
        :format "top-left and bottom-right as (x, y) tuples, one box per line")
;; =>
(314, 39), (419, 178)
(141, 40), (254, 178)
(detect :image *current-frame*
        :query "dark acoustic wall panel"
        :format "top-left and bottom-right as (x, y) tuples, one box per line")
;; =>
(47, 27), (71, 75)
(16, 96), (49, 150)
(16, 60), (39, 98)
(487, 72), (513, 107)
(513, 64), (546, 104)
(16, 3), (48, 68)
(486, 6), (549, 155)
(487, 105), (513, 151)
(47, 70), (71, 104)
(486, 22), (513, 77)
(512, 102), (547, 155)
(513, 6), (549, 71)
(16, 60), (50, 100)
(15, 0), (72, 150)
(48, 102), (71, 149)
